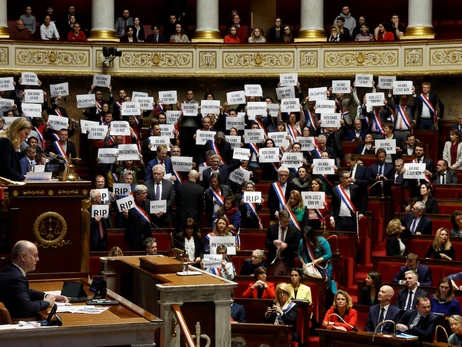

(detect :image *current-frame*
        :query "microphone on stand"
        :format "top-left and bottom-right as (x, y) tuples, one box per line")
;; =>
(326, 313), (358, 332)
(372, 320), (396, 341)
(434, 325), (452, 347)
(149, 221), (179, 258)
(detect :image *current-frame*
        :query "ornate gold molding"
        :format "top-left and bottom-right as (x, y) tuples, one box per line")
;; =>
(300, 50), (318, 68)
(15, 48), (90, 67)
(223, 52), (294, 68)
(120, 51), (193, 68)
(192, 30), (223, 43)
(199, 51), (217, 69)
(58, 189), (79, 195)
(402, 26), (435, 40)
(0, 47), (8, 65)
(405, 48), (423, 67)
(295, 29), (326, 43)
(430, 48), (462, 66)
(0, 26), (9, 39)
(87, 29), (120, 42)
(325, 50), (398, 68)
(33, 211), (70, 249)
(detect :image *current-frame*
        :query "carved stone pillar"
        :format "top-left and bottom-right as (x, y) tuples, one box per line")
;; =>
(192, 0), (223, 43)
(295, 0), (325, 42)
(88, 0), (119, 42)
(0, 0), (9, 38)
(403, 0), (435, 39)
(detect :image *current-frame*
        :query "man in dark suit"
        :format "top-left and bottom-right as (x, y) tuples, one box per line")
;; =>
(47, 128), (77, 159)
(145, 144), (174, 181)
(265, 210), (299, 276)
(231, 294), (247, 323)
(369, 148), (394, 197)
(123, 185), (152, 251)
(174, 170), (204, 227)
(400, 134), (417, 156)
(345, 119), (367, 142)
(329, 170), (366, 232)
(345, 153), (371, 198)
(391, 253), (433, 287)
(432, 159), (458, 185)
(267, 166), (294, 222)
(396, 296), (438, 342)
(19, 146), (36, 176)
(395, 270), (428, 311)
(393, 158), (404, 184)
(415, 82), (444, 131)
(310, 134), (335, 163)
(365, 285), (401, 334)
(146, 25), (166, 43)
(145, 164), (175, 228)
(407, 144), (435, 198)
(86, 84), (113, 122)
(204, 131), (233, 164)
(0, 240), (68, 318)
(400, 201), (433, 237)
(202, 154), (241, 188)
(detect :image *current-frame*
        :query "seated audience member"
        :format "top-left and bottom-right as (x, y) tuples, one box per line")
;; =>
(9, 20), (33, 40)
(144, 237), (157, 255)
(354, 133), (375, 155)
(346, 119), (367, 142)
(375, 22), (394, 41)
(123, 185), (151, 251)
(175, 218), (204, 268)
(352, 15), (366, 38)
(67, 22), (86, 41)
(114, 9), (133, 38)
(386, 218), (406, 256)
(19, 146), (36, 176)
(449, 315), (462, 345)
(430, 277), (461, 316)
(333, 4), (356, 35)
(47, 128), (77, 160)
(40, 15), (60, 40)
(328, 26), (341, 42)
(170, 23), (190, 43)
(202, 244), (234, 280)
(323, 290), (358, 331)
(425, 228), (455, 260)
(392, 253), (433, 286)
(239, 249), (265, 276)
(400, 201), (433, 237)
(19, 6), (36, 34)
(335, 17), (350, 40)
(404, 183), (437, 214)
(443, 130), (462, 170)
(89, 189), (108, 251)
(145, 164), (175, 228)
(355, 23), (374, 41)
(450, 113), (462, 138)
(450, 210), (462, 237)
(213, 195), (241, 232)
(288, 268), (312, 302)
(146, 25), (166, 43)
(224, 25), (240, 43)
(433, 159), (458, 185)
(264, 283), (299, 343)
(243, 266), (275, 299)
(108, 246), (123, 257)
(248, 28), (266, 43)
(359, 271), (382, 306)
(396, 296), (438, 343)
(390, 14), (406, 40)
(365, 285), (401, 334)
(231, 294), (246, 323)
(0, 240), (68, 318)
(133, 17), (145, 42)
(395, 270), (428, 311)
(121, 25), (138, 42)
(266, 18), (283, 43)
(282, 25), (294, 43)
(400, 134), (417, 156)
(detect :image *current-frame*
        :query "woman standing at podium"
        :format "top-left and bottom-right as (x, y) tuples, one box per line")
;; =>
(0, 117), (32, 181)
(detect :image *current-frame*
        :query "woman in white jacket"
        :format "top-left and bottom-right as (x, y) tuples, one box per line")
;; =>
(443, 129), (462, 170)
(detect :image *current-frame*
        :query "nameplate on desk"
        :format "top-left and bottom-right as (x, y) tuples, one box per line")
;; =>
(176, 271), (202, 276)
(25, 172), (52, 181)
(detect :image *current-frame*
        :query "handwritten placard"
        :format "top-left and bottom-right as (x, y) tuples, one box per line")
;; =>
(195, 129), (215, 145)
(279, 73), (298, 87)
(93, 74), (111, 88)
(403, 163), (426, 179)
(166, 110), (182, 124)
(244, 129), (265, 144)
(159, 90), (177, 104)
(209, 236), (236, 255)
(315, 100), (336, 113)
(282, 152), (303, 168)
(132, 91), (148, 101)
(378, 76), (396, 89)
(172, 156), (193, 172)
(227, 91), (245, 104)
(201, 100), (220, 114)
(226, 135), (241, 148)
(50, 82), (69, 97)
(233, 147), (250, 160)
(136, 96), (154, 110)
(0, 77), (14, 91)
(244, 84), (263, 97)
(392, 81), (413, 95)
(0, 99), (14, 112)
(150, 200), (167, 214)
(268, 132), (289, 148)
(160, 124), (175, 138)
(21, 72), (39, 86)
(276, 86), (295, 100)
(229, 167), (250, 185)
(332, 80), (351, 94)
(148, 136), (170, 151)
(308, 87), (327, 101)
(312, 159), (335, 175)
(281, 98), (300, 113)
(97, 148), (118, 164)
(121, 101), (140, 116)
(375, 139), (396, 154)
(258, 148), (279, 163)
(226, 116), (245, 130)
(355, 74), (373, 87)
(181, 103), (199, 116)
(298, 136), (315, 151)
(203, 254), (223, 268)
(88, 125), (108, 140)
(321, 113), (341, 128)
(80, 120), (99, 133)
(267, 103), (279, 118)
(247, 102), (267, 116)
(117, 144), (139, 161)
(110, 121), (130, 136)
(76, 94), (95, 108)
(302, 192), (325, 209)
(48, 115), (69, 131)
(3, 117), (19, 129)
(366, 92), (385, 107)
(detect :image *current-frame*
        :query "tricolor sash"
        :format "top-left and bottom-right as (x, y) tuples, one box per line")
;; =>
(334, 184), (357, 215)
(173, 171), (182, 183)
(51, 132), (60, 141)
(387, 106), (395, 123)
(53, 141), (68, 163)
(99, 116), (104, 125)
(306, 110), (317, 131)
(133, 202), (151, 224)
(313, 147), (322, 159)
(55, 107), (64, 117)
(246, 202), (263, 229)
(255, 119), (268, 136)
(200, 162), (209, 167)
(211, 141), (225, 164)
(322, 174), (335, 187)
(287, 208), (301, 230)
(248, 143), (259, 156)
(131, 128), (142, 153)
(209, 188), (224, 206)
(287, 124), (298, 141)
(420, 94), (436, 122)
(34, 127), (45, 148)
(272, 182), (287, 210)
(115, 101), (122, 109)
(397, 105), (412, 132)
(314, 195), (328, 222)
(304, 242), (328, 278)
(96, 100), (102, 113)
(372, 110), (384, 135)
(412, 159), (431, 184)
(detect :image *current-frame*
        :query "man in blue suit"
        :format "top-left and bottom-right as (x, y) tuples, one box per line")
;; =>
(400, 201), (433, 237)
(19, 146), (36, 176)
(345, 119), (367, 142)
(365, 285), (401, 334)
(145, 144), (174, 181)
(396, 296), (438, 342)
(231, 295), (246, 323)
(391, 253), (433, 287)
(369, 148), (394, 197)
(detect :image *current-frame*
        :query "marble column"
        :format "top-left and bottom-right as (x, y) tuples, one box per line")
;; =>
(88, 0), (119, 42)
(192, 0), (223, 43)
(295, 0), (325, 42)
(403, 0), (435, 39)
(0, 0), (9, 39)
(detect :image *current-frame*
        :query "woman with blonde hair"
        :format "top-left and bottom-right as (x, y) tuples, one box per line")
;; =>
(386, 218), (406, 256)
(108, 246), (124, 257)
(286, 190), (308, 229)
(425, 228), (455, 260)
(449, 314), (462, 345)
(0, 117), (32, 181)
(248, 27), (266, 43)
(322, 290), (357, 331)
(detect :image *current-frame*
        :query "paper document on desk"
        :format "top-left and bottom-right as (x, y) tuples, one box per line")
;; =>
(395, 333), (418, 340)
(57, 306), (109, 314)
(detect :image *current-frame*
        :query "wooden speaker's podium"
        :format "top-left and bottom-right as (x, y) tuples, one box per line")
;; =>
(317, 329), (419, 347)
(7, 180), (91, 276)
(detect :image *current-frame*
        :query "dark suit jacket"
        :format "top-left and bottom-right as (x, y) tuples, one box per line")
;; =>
(354, 143), (375, 155)
(145, 157), (174, 181)
(124, 199), (151, 251)
(267, 182), (294, 220)
(346, 129), (367, 142)
(264, 224), (299, 268)
(432, 169), (458, 184)
(369, 162), (394, 197)
(0, 138), (24, 181)
(416, 92), (444, 125)
(330, 184), (366, 222)
(48, 141), (77, 159)
(174, 181), (204, 225)
(392, 264), (433, 287)
(359, 286), (379, 306)
(145, 179), (175, 223)
(397, 309), (438, 342)
(395, 287), (428, 310)
(204, 139), (233, 164)
(202, 160), (241, 188)
(386, 236), (405, 256)
(19, 156), (33, 176)
(365, 304), (401, 333)
(231, 302), (247, 323)
(174, 235), (204, 261)
(146, 33), (166, 43)
(204, 185), (233, 226)
(400, 212), (433, 236)
(0, 264), (49, 318)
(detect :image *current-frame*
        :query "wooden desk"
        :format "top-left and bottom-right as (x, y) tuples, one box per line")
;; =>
(0, 278), (162, 347)
(231, 323), (292, 347)
(317, 329), (418, 347)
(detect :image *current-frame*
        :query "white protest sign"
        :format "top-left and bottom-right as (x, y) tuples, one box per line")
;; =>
(209, 236), (236, 255)
(244, 129), (264, 144)
(159, 91), (177, 104)
(229, 167), (251, 185)
(172, 156), (193, 172)
(88, 125), (108, 139)
(276, 86), (295, 100)
(199, 165), (207, 181)
(302, 192), (325, 209)
(366, 92), (385, 107)
(203, 254), (223, 268)
(403, 163), (426, 179)
(117, 144), (139, 161)
(132, 91), (148, 100)
(280, 73), (298, 86)
(392, 81), (413, 95)
(113, 183), (131, 196)
(91, 205), (110, 219)
(3, 117), (19, 129)
(227, 91), (246, 104)
(238, 112), (246, 117)
(96, 188), (109, 204)
(332, 80), (351, 94)
(181, 103), (198, 116)
(33, 165), (45, 173)
(97, 148), (118, 164)
(226, 135), (241, 148)
(243, 191), (262, 204)
(321, 113), (341, 128)
(244, 84), (263, 97)
(298, 136), (315, 151)
(121, 101), (140, 116)
(267, 103), (279, 118)
(110, 121), (130, 136)
(93, 74), (111, 88)
(282, 152), (303, 168)
(166, 110), (182, 124)
(0, 77), (14, 91)
(21, 72), (39, 86)
(201, 100), (220, 114)
(80, 120), (99, 133)
(233, 148), (250, 160)
(375, 139), (396, 154)
(226, 116), (245, 130)
(196, 130), (215, 145)
(136, 97), (154, 110)
(50, 82), (69, 97)
(0, 99), (14, 112)
(315, 100), (336, 113)
(48, 115), (69, 131)
(309, 87), (327, 101)
(150, 200), (167, 214)
(160, 124), (175, 138)
(76, 94), (95, 108)
(312, 159), (335, 175)
(116, 195), (135, 212)
(355, 74), (373, 87)
(247, 102), (267, 116)
(258, 148), (279, 163)
(268, 132), (289, 148)
(281, 98), (300, 113)
(378, 76), (396, 89)
(148, 136), (170, 151)
(22, 103), (42, 118)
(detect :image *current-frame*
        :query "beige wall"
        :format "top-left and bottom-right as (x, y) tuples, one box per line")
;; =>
(251, 0), (276, 34)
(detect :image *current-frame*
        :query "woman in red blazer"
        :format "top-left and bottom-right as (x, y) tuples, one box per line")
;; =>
(243, 266), (275, 299)
(322, 290), (358, 331)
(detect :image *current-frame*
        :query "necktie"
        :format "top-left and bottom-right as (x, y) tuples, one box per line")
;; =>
(160, 160), (164, 165)
(410, 218), (417, 234)
(406, 291), (414, 310)
(379, 164), (383, 176)
(378, 307), (385, 332)
(441, 173), (445, 184)
(155, 183), (160, 200)
(98, 220), (104, 239)
(416, 315), (424, 328)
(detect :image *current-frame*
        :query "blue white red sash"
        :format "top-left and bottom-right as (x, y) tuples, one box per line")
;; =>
(211, 141), (225, 164)
(51, 132), (60, 141)
(96, 100), (102, 114)
(209, 188), (224, 206)
(34, 127), (45, 148)
(255, 119), (268, 136)
(287, 124), (298, 141)
(372, 110), (384, 135)
(314, 195), (328, 222)
(247, 202), (263, 229)
(133, 202), (151, 223)
(55, 107), (64, 117)
(304, 242), (328, 278)
(99, 116), (104, 125)
(115, 101), (122, 109)
(398, 105), (412, 132)
(387, 106), (395, 123)
(322, 174), (334, 187)
(158, 103), (164, 112)
(282, 301), (297, 314)
(420, 94), (436, 122)
(131, 128), (142, 152)
(272, 182), (287, 210)
(53, 141), (68, 163)
(287, 207), (301, 230)
(173, 171), (182, 183)
(306, 110), (317, 131)
(412, 159), (431, 183)
(248, 143), (259, 157)
(334, 184), (357, 215)
(200, 162), (209, 167)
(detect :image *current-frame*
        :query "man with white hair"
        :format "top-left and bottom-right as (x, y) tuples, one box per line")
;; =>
(395, 270), (428, 311)
(267, 166), (294, 223)
(145, 164), (175, 227)
(123, 184), (151, 250)
(400, 201), (433, 237)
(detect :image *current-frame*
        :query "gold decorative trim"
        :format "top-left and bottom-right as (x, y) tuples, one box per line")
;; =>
(405, 48), (423, 67)
(15, 48), (90, 67)
(48, 190), (54, 196)
(120, 51), (193, 68)
(402, 26), (435, 40)
(223, 51), (294, 68)
(199, 51), (217, 69)
(295, 29), (326, 43)
(87, 29), (120, 42)
(0, 47), (8, 65)
(23, 190), (45, 196)
(430, 48), (462, 66)
(300, 50), (318, 68)
(58, 189), (79, 195)
(324, 50), (398, 68)
(12, 190), (18, 197)
(82, 189), (89, 196)
(192, 30), (223, 43)
(0, 26), (9, 39)
(33, 211), (70, 249)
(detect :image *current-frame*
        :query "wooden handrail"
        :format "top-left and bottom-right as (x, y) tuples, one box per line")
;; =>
(171, 304), (196, 347)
